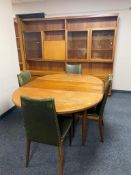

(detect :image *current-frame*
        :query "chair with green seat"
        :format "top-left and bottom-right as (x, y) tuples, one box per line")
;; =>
(65, 64), (82, 136)
(17, 70), (32, 87)
(87, 75), (112, 142)
(65, 64), (82, 74)
(21, 96), (72, 175)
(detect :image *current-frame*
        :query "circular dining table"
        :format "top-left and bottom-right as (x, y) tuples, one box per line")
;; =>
(12, 73), (104, 145)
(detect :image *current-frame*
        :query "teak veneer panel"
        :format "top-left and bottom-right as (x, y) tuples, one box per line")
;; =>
(45, 31), (65, 40)
(28, 62), (65, 71)
(43, 41), (66, 60)
(67, 17), (117, 30)
(23, 21), (45, 32)
(14, 14), (118, 96)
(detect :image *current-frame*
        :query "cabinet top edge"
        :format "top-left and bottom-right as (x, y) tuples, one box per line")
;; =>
(17, 13), (119, 22)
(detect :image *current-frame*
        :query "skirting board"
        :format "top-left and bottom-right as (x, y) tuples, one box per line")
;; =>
(0, 106), (16, 120)
(112, 89), (131, 93)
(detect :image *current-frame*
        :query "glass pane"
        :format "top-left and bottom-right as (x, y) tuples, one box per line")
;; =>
(24, 32), (42, 59)
(91, 30), (114, 59)
(68, 31), (87, 59)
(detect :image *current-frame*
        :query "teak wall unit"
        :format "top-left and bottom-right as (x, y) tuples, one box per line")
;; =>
(14, 18), (26, 70)
(14, 14), (118, 92)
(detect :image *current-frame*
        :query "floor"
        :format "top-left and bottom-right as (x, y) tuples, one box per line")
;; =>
(0, 92), (131, 175)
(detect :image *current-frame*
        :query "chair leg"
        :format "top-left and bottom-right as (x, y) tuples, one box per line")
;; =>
(69, 126), (72, 146)
(25, 140), (31, 168)
(72, 114), (75, 137)
(58, 144), (63, 175)
(99, 117), (104, 143)
(82, 111), (87, 145)
(102, 119), (104, 127)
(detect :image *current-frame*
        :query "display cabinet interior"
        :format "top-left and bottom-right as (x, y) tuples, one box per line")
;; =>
(68, 31), (88, 59)
(91, 29), (115, 60)
(24, 32), (42, 60)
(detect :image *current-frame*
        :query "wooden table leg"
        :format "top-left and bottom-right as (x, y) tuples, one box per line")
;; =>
(58, 143), (63, 175)
(82, 110), (87, 145)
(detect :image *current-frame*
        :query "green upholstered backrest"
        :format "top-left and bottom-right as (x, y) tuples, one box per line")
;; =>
(21, 96), (61, 146)
(96, 75), (112, 117)
(65, 64), (82, 74)
(17, 70), (32, 87)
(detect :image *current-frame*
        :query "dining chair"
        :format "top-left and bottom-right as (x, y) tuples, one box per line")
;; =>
(17, 70), (32, 86)
(65, 64), (82, 74)
(65, 63), (82, 135)
(21, 96), (72, 175)
(87, 75), (112, 142)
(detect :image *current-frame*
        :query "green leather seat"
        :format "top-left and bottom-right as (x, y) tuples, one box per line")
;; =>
(87, 75), (112, 142)
(65, 64), (82, 74)
(17, 70), (32, 86)
(21, 96), (72, 175)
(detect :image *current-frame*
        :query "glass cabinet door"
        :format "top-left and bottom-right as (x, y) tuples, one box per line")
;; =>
(24, 32), (42, 60)
(91, 30), (115, 60)
(68, 31), (87, 59)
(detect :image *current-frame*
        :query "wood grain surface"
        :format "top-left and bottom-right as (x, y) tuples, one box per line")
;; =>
(12, 74), (104, 114)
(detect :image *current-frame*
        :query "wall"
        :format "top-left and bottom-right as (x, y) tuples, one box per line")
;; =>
(0, 0), (20, 115)
(12, 0), (131, 91)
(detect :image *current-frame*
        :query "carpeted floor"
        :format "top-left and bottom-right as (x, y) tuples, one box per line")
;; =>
(0, 92), (131, 175)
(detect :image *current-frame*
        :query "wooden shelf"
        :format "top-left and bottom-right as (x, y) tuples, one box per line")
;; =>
(26, 58), (113, 63)
(26, 58), (43, 61)
(44, 29), (65, 31)
(67, 59), (113, 63)
(68, 48), (87, 51)
(43, 59), (65, 62)
(68, 30), (88, 32)
(92, 48), (113, 51)
(91, 27), (116, 31)
(66, 59), (88, 62)
(44, 40), (65, 42)
(88, 59), (113, 63)
(26, 58), (65, 62)
(30, 70), (65, 76)
(23, 30), (43, 33)
(92, 38), (113, 41)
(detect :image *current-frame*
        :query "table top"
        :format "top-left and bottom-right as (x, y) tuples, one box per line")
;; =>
(12, 74), (104, 114)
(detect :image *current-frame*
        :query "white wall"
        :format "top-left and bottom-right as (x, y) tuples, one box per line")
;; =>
(113, 10), (131, 90)
(12, 0), (131, 17)
(0, 0), (20, 115)
(12, 0), (131, 91)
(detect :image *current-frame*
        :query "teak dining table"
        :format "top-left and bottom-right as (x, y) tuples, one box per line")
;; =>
(12, 73), (104, 145)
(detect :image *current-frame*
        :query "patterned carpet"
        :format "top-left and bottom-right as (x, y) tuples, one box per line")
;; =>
(0, 92), (131, 175)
